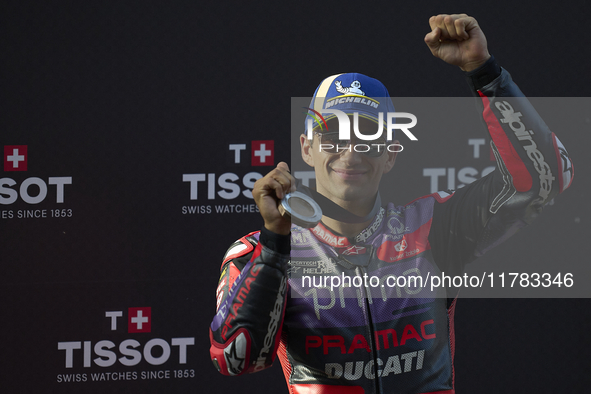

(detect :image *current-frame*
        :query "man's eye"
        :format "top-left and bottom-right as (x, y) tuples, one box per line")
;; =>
(323, 136), (342, 144)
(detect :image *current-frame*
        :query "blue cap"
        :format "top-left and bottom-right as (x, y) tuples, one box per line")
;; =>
(306, 73), (396, 137)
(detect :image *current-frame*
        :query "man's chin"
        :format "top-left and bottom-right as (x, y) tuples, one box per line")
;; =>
(333, 187), (376, 205)
(316, 179), (376, 202)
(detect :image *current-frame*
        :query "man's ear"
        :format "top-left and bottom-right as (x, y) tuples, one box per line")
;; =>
(300, 134), (315, 167)
(382, 140), (400, 174)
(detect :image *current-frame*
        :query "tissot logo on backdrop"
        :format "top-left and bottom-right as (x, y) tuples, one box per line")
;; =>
(181, 140), (274, 215)
(56, 307), (195, 384)
(1, 144), (73, 219)
(423, 139), (496, 193)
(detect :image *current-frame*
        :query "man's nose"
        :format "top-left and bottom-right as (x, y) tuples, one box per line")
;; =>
(338, 143), (364, 163)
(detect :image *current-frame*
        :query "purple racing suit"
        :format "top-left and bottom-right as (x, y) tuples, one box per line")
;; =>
(209, 58), (574, 394)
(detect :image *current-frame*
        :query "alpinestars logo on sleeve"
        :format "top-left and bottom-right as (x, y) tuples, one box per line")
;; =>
(224, 332), (247, 375)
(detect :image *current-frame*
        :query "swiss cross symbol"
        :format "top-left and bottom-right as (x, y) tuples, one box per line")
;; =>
(251, 140), (274, 166)
(4, 145), (28, 171)
(128, 307), (151, 333)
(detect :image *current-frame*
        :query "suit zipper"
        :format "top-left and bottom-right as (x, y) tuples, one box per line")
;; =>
(356, 266), (382, 394)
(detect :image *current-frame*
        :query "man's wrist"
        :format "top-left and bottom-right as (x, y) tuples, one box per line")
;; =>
(260, 226), (291, 255)
(465, 55), (501, 91)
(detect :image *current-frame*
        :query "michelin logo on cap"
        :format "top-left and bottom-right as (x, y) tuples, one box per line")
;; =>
(324, 77), (382, 110)
(335, 80), (365, 96)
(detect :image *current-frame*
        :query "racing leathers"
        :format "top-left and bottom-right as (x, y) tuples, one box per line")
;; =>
(209, 58), (574, 394)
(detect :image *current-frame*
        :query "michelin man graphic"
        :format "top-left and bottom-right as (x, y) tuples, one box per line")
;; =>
(335, 80), (365, 96)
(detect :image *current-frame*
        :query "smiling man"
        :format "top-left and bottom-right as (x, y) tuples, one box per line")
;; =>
(295, 115), (399, 241)
(209, 14), (573, 394)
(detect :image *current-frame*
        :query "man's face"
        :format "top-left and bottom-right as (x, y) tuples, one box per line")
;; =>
(300, 117), (398, 207)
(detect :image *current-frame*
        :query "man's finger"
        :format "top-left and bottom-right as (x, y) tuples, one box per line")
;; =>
(277, 161), (290, 173)
(443, 15), (459, 40)
(274, 162), (296, 193)
(459, 16), (479, 36)
(424, 27), (441, 49)
(270, 168), (294, 197)
(453, 18), (468, 40)
(456, 16), (479, 40)
(268, 177), (287, 200)
(428, 15), (437, 31)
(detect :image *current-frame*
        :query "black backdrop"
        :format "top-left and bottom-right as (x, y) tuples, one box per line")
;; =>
(2, 1), (590, 393)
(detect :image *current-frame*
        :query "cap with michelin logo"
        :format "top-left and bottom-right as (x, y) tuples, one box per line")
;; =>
(306, 72), (396, 135)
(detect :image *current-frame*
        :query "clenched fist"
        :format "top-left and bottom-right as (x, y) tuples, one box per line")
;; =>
(424, 14), (491, 72)
(252, 162), (295, 235)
